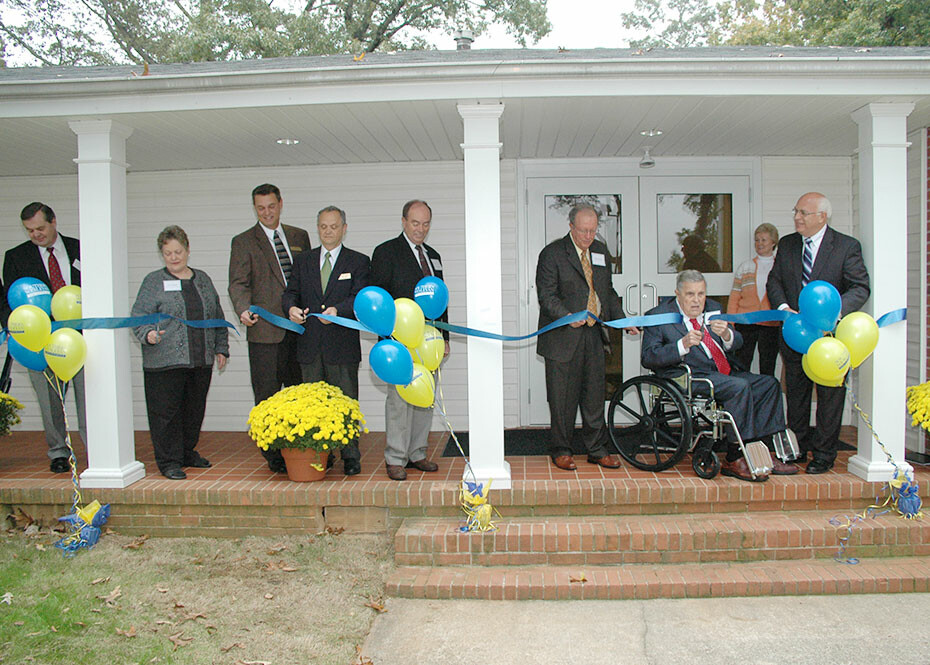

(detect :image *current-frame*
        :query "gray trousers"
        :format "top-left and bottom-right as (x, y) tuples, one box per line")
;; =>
(384, 388), (432, 466)
(28, 367), (87, 461)
(299, 357), (360, 462)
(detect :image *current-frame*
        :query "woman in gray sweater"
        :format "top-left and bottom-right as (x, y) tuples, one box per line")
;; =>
(131, 225), (229, 479)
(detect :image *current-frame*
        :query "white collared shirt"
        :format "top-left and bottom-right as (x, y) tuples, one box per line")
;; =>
(776, 224), (828, 311)
(320, 244), (342, 270)
(259, 223), (293, 267)
(403, 232), (432, 276)
(39, 235), (72, 287)
(675, 302), (734, 358)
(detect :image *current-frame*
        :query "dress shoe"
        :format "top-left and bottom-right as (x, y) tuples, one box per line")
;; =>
(551, 455), (577, 471)
(268, 459), (288, 473)
(405, 458), (438, 472)
(721, 457), (767, 482)
(771, 459), (799, 475)
(587, 454), (622, 469)
(386, 464), (407, 481)
(162, 467), (187, 480)
(806, 459), (834, 475)
(49, 457), (70, 473)
(183, 453), (212, 468)
(344, 459), (361, 476)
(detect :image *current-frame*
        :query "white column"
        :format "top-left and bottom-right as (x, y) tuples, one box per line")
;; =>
(69, 120), (145, 488)
(848, 103), (915, 481)
(458, 103), (511, 489)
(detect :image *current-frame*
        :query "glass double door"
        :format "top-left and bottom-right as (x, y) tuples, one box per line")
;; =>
(525, 175), (751, 425)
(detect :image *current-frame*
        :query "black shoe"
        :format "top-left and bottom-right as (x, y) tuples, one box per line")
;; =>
(327, 453), (335, 470)
(806, 459), (834, 475)
(344, 459), (361, 476)
(162, 467), (187, 480)
(50, 458), (70, 473)
(268, 459), (287, 473)
(183, 453), (211, 468)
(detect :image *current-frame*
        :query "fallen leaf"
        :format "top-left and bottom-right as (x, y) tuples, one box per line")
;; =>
(74, 622), (85, 628)
(190, 557), (203, 565)
(116, 626), (137, 638)
(1, 592), (12, 605)
(266, 543), (287, 554)
(123, 535), (149, 550)
(204, 622), (216, 632)
(98, 586), (122, 606)
(91, 609), (101, 613)
(11, 508), (35, 528)
(35, 544), (46, 551)
(24, 524), (39, 536)
(237, 661), (271, 665)
(280, 565), (298, 572)
(26, 632), (41, 637)
(364, 597), (386, 613)
(156, 587), (168, 593)
(569, 574), (587, 584)
(13, 621), (23, 626)
(155, 620), (174, 626)
(168, 632), (192, 651)
(221, 643), (245, 653)
(91, 577), (110, 586)
(181, 612), (206, 623)
(174, 601), (185, 608)
(263, 593), (274, 600)
(49, 626), (57, 633)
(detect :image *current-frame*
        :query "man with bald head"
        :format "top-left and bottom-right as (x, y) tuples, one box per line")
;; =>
(767, 192), (870, 474)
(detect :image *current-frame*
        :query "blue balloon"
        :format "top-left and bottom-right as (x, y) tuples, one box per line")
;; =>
(369, 339), (414, 385)
(353, 286), (396, 337)
(798, 280), (842, 332)
(8, 335), (48, 371)
(7, 278), (51, 315)
(414, 277), (449, 320)
(782, 313), (821, 354)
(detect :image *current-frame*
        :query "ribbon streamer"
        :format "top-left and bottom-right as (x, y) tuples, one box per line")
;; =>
(51, 312), (238, 334)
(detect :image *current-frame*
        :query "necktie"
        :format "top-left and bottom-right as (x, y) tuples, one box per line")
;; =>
(273, 231), (292, 283)
(47, 247), (66, 293)
(416, 245), (432, 277)
(580, 250), (601, 326)
(689, 318), (731, 375)
(321, 251), (332, 291)
(801, 237), (813, 286)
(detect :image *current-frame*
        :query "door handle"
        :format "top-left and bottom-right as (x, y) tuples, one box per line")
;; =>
(624, 283), (639, 316)
(643, 283), (658, 310)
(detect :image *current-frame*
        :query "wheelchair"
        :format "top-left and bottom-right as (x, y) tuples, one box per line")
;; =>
(606, 364), (799, 480)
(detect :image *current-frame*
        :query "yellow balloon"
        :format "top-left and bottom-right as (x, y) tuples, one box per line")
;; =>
(393, 297), (425, 349)
(412, 325), (444, 371)
(8, 304), (52, 352)
(801, 353), (844, 387)
(396, 362), (435, 408)
(805, 337), (850, 383)
(44, 328), (87, 381)
(51, 285), (82, 321)
(835, 311), (879, 368)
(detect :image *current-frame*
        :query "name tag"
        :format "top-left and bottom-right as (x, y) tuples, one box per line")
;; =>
(163, 280), (181, 292)
(290, 246), (302, 252)
(591, 252), (606, 267)
(338, 272), (351, 280)
(72, 259), (81, 271)
(431, 258), (443, 272)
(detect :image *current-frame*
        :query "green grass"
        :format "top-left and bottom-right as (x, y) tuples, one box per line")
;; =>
(0, 527), (393, 664)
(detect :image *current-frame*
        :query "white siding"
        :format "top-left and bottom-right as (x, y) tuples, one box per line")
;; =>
(906, 129), (927, 453)
(760, 157), (854, 236)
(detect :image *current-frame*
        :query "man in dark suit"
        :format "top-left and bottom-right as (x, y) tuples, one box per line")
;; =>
(283, 205), (369, 476)
(642, 270), (792, 481)
(536, 204), (628, 471)
(229, 184), (311, 473)
(370, 200), (449, 481)
(3, 202), (86, 473)
(767, 192), (870, 474)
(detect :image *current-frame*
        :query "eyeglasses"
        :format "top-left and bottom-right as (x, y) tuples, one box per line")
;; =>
(792, 208), (823, 217)
(571, 227), (598, 236)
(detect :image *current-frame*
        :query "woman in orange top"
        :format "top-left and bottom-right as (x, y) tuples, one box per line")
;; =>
(728, 223), (780, 375)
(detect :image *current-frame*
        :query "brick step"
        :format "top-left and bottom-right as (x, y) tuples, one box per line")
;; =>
(394, 513), (930, 566)
(385, 556), (930, 600)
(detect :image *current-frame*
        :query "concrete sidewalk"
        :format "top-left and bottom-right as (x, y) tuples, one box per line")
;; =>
(361, 594), (930, 664)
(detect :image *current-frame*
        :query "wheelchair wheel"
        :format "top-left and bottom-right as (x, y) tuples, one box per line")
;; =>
(691, 447), (720, 479)
(607, 375), (692, 472)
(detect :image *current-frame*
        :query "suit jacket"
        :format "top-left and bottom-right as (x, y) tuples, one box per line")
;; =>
(3, 235), (81, 327)
(535, 234), (623, 362)
(766, 226), (870, 319)
(370, 233), (449, 339)
(228, 222), (311, 344)
(282, 245), (370, 364)
(641, 297), (743, 379)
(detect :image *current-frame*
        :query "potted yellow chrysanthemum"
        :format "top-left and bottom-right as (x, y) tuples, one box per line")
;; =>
(0, 391), (23, 437)
(247, 382), (367, 482)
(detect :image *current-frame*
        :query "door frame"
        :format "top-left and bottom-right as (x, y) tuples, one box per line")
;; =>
(516, 156), (763, 426)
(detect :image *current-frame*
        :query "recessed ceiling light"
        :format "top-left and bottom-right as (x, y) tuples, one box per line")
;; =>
(639, 129), (663, 137)
(276, 138), (300, 145)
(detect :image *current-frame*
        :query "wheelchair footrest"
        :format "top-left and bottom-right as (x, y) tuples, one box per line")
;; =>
(772, 429), (801, 463)
(743, 441), (774, 478)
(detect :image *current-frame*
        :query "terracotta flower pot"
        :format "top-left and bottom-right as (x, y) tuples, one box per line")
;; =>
(280, 447), (329, 482)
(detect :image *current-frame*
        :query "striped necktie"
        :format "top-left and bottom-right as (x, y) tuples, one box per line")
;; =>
(273, 231), (292, 283)
(801, 237), (813, 286)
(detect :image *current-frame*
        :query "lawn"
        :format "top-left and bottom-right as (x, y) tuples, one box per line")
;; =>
(0, 521), (393, 664)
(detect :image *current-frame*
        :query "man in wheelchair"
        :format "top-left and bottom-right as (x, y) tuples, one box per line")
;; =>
(641, 270), (798, 481)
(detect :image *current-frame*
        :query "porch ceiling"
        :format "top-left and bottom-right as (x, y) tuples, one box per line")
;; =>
(4, 94), (930, 177)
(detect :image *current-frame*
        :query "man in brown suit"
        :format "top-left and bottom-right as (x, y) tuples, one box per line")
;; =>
(229, 183), (311, 472)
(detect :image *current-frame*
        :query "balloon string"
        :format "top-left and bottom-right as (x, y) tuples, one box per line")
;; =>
(44, 371), (83, 519)
(433, 365), (478, 487)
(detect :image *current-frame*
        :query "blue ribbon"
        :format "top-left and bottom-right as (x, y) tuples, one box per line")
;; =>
(248, 306), (305, 335)
(708, 310), (791, 325)
(50, 312), (238, 334)
(877, 308), (906, 328)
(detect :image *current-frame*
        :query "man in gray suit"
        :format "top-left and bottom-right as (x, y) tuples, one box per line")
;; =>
(229, 183), (311, 473)
(536, 204), (631, 471)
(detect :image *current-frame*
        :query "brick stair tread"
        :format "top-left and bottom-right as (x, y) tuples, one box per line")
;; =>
(394, 513), (930, 563)
(386, 556), (930, 600)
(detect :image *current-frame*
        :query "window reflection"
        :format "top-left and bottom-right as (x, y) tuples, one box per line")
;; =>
(658, 193), (733, 274)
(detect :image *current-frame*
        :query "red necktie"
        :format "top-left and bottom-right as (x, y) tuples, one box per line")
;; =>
(416, 245), (432, 277)
(47, 247), (66, 293)
(689, 318), (731, 375)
